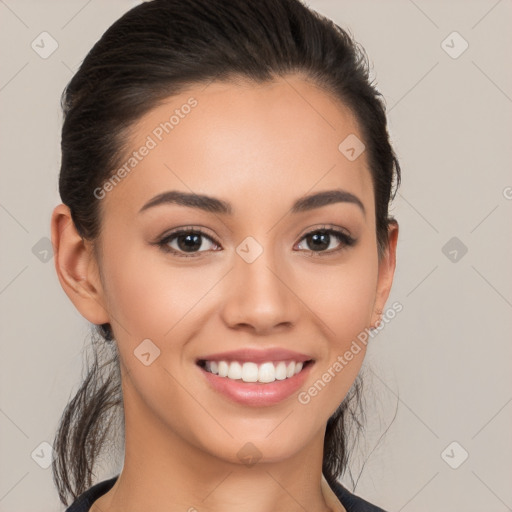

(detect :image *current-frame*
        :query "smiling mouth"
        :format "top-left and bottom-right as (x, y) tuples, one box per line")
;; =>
(196, 359), (314, 384)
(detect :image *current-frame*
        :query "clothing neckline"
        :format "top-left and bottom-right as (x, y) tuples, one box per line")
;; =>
(321, 474), (348, 512)
(65, 473), (386, 512)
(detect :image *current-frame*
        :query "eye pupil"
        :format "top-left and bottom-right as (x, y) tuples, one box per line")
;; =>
(308, 231), (330, 251)
(178, 233), (202, 252)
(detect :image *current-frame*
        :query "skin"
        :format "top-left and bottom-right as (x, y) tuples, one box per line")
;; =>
(51, 74), (398, 512)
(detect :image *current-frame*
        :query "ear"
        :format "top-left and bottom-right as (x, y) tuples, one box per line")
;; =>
(370, 220), (399, 328)
(50, 203), (110, 326)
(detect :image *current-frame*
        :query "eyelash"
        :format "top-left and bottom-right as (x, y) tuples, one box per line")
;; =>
(155, 225), (356, 259)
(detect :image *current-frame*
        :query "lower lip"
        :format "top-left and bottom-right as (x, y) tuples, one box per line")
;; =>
(197, 361), (314, 407)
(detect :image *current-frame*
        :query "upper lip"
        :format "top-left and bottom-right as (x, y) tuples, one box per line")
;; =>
(196, 348), (313, 364)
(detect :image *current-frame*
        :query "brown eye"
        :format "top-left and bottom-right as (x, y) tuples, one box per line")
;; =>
(296, 228), (356, 255)
(158, 229), (220, 258)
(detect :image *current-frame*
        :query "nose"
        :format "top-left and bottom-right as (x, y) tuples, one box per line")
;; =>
(220, 246), (302, 335)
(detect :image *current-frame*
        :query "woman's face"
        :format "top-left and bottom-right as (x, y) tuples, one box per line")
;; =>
(66, 75), (397, 466)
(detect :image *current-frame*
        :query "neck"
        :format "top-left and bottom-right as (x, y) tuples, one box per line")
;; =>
(90, 378), (340, 512)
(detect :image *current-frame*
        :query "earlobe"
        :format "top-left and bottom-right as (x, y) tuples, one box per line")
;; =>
(371, 220), (399, 328)
(50, 203), (110, 326)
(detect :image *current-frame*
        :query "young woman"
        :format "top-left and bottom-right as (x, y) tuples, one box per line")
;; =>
(50, 0), (400, 511)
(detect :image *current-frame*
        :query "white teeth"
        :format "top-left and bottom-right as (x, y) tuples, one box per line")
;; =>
(227, 361), (242, 380)
(203, 360), (307, 383)
(241, 362), (259, 382)
(218, 361), (229, 377)
(258, 362), (275, 383)
(275, 361), (287, 380)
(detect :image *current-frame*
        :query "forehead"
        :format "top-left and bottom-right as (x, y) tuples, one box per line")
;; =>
(100, 74), (373, 219)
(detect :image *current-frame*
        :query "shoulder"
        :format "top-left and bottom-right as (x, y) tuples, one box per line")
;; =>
(64, 476), (118, 512)
(330, 479), (388, 512)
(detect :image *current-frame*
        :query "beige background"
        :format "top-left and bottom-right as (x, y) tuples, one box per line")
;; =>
(1, 1), (511, 511)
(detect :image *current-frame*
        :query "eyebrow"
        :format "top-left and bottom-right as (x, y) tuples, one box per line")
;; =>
(139, 189), (365, 217)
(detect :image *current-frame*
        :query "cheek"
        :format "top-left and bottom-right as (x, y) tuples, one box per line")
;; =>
(296, 256), (377, 419)
(101, 245), (221, 340)
(301, 252), (379, 347)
